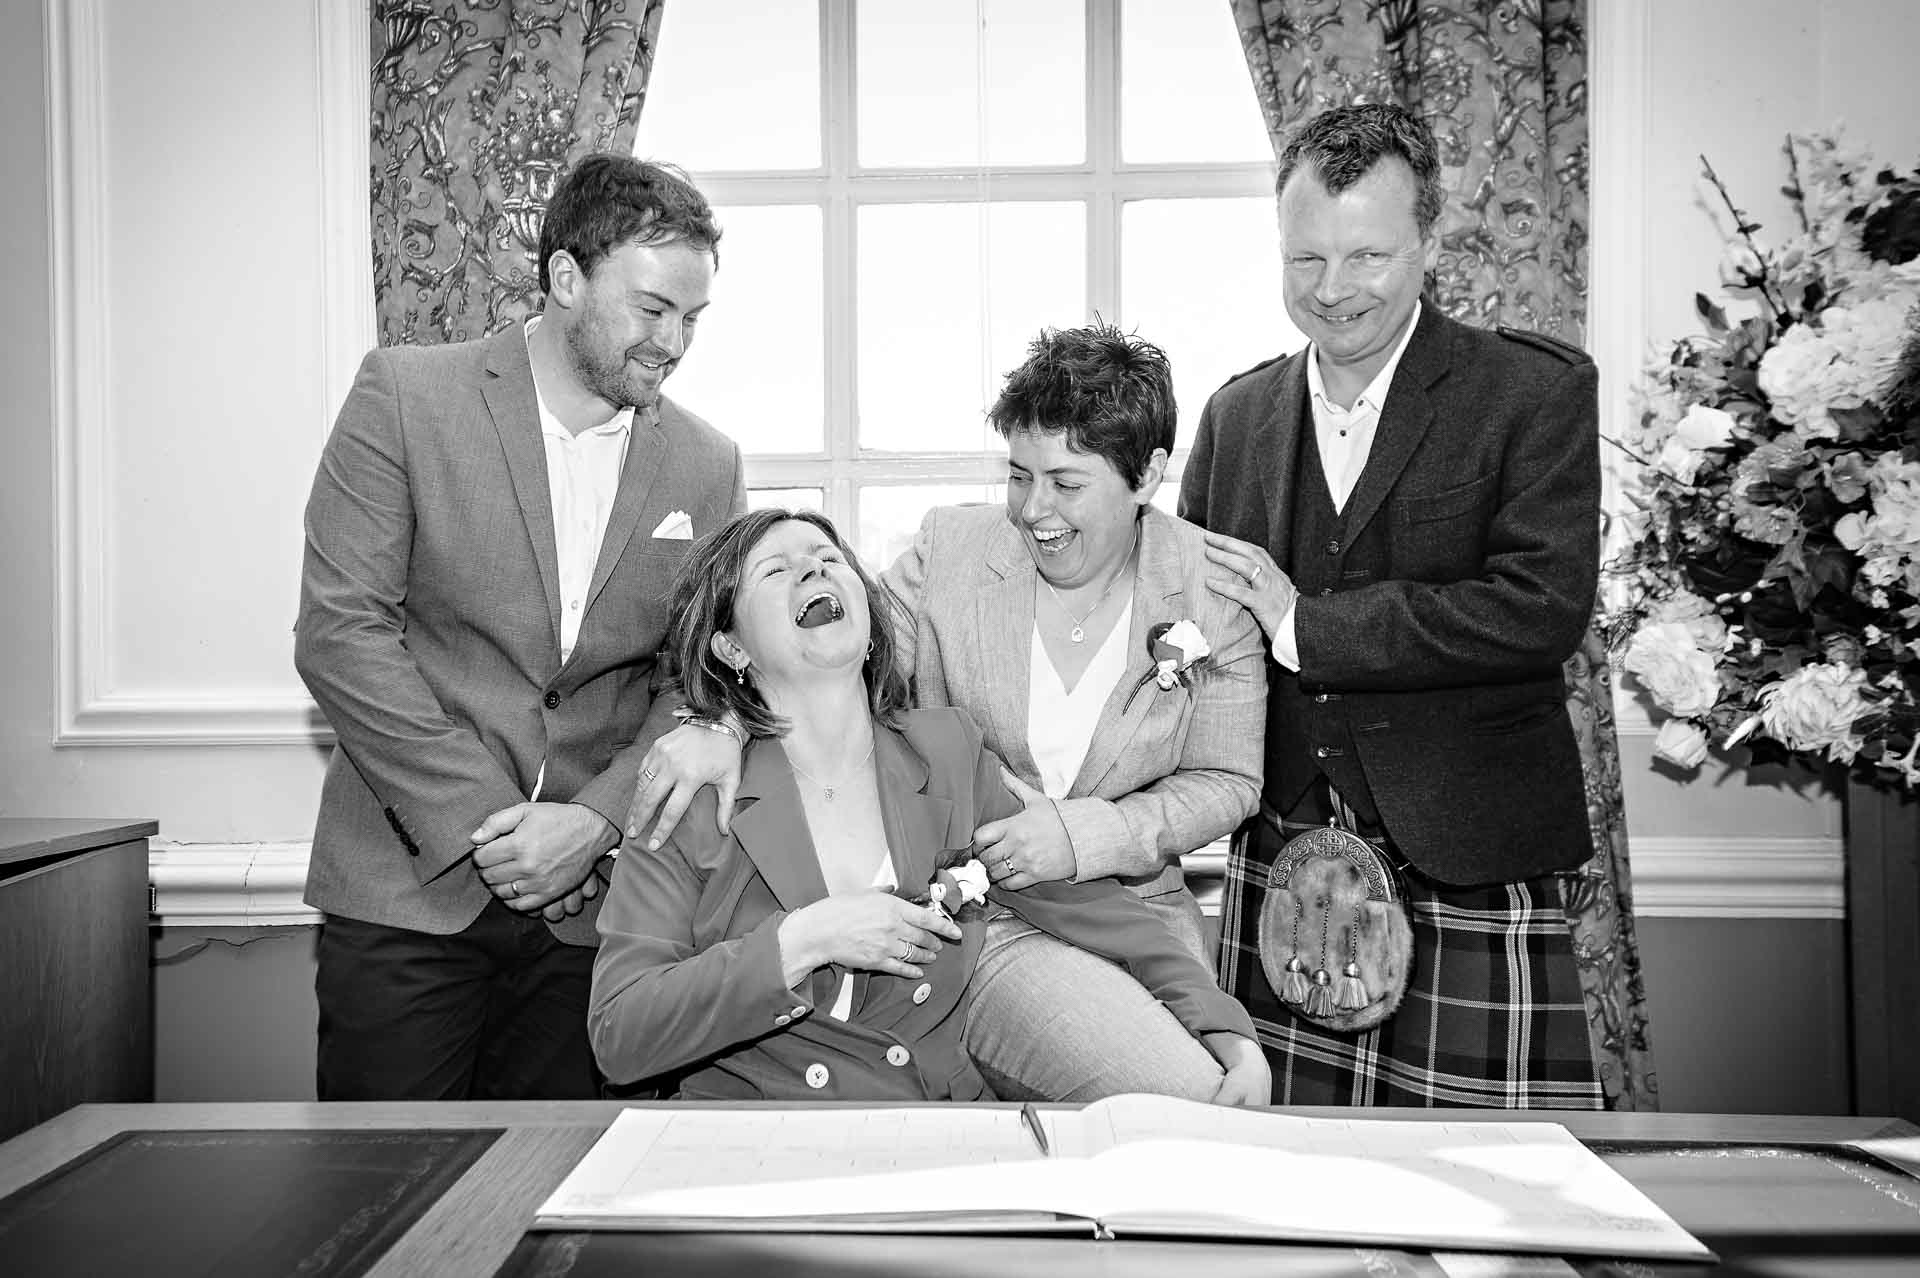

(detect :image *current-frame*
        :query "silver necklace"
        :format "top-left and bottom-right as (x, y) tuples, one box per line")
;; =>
(1040, 537), (1137, 643)
(789, 738), (875, 801)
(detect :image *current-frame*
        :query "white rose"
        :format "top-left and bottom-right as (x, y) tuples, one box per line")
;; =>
(1623, 621), (1723, 718)
(1672, 404), (1738, 452)
(1648, 591), (1728, 651)
(1835, 511), (1872, 551)
(1757, 326), (1839, 436)
(1652, 719), (1711, 769)
(1657, 437), (1702, 485)
(1759, 662), (1870, 762)
(1161, 619), (1211, 665)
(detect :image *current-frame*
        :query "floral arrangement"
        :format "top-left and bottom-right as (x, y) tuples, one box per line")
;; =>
(1606, 130), (1920, 788)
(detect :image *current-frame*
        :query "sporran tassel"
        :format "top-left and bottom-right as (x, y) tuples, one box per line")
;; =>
(1279, 954), (1311, 1005)
(1303, 968), (1335, 1018)
(1334, 960), (1369, 1012)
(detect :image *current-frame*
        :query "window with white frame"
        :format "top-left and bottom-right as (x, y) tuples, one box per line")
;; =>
(636, 0), (1300, 570)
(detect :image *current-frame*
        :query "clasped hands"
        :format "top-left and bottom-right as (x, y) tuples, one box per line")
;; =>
(470, 800), (618, 922)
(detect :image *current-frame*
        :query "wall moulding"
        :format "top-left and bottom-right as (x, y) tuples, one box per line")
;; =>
(48, 0), (369, 747)
(151, 834), (1843, 929)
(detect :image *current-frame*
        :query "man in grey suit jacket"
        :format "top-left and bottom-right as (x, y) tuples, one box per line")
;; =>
(296, 155), (746, 1100)
(1181, 105), (1605, 1107)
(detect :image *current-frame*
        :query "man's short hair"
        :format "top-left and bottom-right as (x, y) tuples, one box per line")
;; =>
(537, 154), (722, 293)
(987, 322), (1176, 490)
(1273, 103), (1444, 237)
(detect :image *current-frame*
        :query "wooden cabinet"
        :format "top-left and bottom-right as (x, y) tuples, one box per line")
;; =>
(0, 819), (155, 1141)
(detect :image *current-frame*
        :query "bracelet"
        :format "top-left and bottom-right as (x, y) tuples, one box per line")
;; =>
(671, 707), (746, 746)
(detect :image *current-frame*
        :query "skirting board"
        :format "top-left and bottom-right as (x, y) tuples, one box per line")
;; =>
(150, 835), (1843, 929)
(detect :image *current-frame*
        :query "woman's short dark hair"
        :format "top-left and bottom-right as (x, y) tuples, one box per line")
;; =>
(664, 508), (910, 739)
(537, 153), (723, 294)
(1273, 102), (1444, 237)
(986, 322), (1176, 490)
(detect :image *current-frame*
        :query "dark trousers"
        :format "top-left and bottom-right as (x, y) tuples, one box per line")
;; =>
(315, 898), (600, 1101)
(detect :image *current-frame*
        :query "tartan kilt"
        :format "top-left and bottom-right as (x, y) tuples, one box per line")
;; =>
(1220, 817), (1604, 1108)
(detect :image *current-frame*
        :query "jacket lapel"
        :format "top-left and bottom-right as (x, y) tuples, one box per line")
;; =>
(1068, 507), (1182, 796)
(1335, 306), (1450, 540)
(582, 402), (668, 625)
(727, 739), (830, 912)
(482, 325), (562, 644)
(1262, 352), (1310, 568)
(976, 526), (1040, 780)
(873, 723), (957, 907)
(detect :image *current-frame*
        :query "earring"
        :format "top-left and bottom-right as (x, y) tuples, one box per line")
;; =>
(866, 639), (876, 656)
(734, 664), (746, 685)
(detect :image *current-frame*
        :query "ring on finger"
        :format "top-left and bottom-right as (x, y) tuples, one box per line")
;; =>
(509, 880), (523, 897)
(641, 766), (657, 783)
(1248, 564), (1262, 584)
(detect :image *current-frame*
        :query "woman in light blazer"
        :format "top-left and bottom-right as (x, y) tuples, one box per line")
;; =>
(633, 325), (1268, 1101)
(590, 507), (1265, 1102)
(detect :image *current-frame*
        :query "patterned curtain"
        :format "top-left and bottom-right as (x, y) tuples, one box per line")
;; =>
(370, 0), (667, 346)
(1229, 0), (1659, 1111)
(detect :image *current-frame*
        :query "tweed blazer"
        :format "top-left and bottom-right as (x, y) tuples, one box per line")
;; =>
(880, 504), (1266, 896)
(588, 708), (1257, 1099)
(295, 324), (746, 943)
(1179, 306), (1600, 886)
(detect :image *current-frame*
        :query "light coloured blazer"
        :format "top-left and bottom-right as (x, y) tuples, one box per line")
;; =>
(880, 504), (1266, 904)
(589, 708), (1257, 1099)
(295, 324), (746, 944)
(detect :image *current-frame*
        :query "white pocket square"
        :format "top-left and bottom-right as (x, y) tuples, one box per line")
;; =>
(650, 510), (694, 540)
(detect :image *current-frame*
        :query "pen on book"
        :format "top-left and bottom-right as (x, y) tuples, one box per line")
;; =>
(1020, 1103), (1051, 1156)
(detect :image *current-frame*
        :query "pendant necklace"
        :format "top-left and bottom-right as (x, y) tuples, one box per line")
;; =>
(1041, 534), (1137, 643)
(790, 737), (875, 802)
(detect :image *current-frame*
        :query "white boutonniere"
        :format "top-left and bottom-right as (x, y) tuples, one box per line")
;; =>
(925, 858), (991, 918)
(1124, 619), (1211, 710)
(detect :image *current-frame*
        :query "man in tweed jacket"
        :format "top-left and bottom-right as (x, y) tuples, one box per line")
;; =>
(295, 156), (745, 1100)
(1180, 104), (1605, 1106)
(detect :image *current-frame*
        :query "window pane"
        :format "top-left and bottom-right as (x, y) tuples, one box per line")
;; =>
(666, 205), (824, 455)
(1122, 0), (1274, 164)
(747, 487), (824, 514)
(1120, 198), (1301, 445)
(636, 3), (819, 171)
(858, 202), (1084, 452)
(859, 0), (1083, 167)
(856, 484), (1006, 576)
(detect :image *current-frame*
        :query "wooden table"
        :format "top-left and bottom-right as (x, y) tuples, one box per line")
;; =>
(2, 1103), (1917, 1277)
(0, 818), (155, 1141)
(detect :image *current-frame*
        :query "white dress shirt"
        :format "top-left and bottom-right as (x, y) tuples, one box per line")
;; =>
(524, 317), (634, 802)
(1271, 302), (1422, 671)
(524, 316), (634, 664)
(1026, 592), (1134, 799)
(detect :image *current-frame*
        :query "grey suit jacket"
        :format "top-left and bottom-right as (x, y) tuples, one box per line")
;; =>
(1179, 306), (1599, 885)
(880, 504), (1266, 898)
(296, 323), (746, 942)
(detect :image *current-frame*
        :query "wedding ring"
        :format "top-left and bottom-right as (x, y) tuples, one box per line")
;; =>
(1249, 564), (1262, 584)
(899, 940), (914, 962)
(641, 766), (658, 783)
(509, 880), (523, 897)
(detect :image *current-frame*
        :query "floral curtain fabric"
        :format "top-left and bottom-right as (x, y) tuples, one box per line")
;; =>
(1229, 0), (1658, 1110)
(370, 0), (666, 346)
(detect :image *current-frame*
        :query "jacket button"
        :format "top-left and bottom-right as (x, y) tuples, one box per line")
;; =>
(543, 690), (560, 709)
(911, 982), (932, 1005)
(885, 1045), (911, 1068)
(773, 1014), (790, 1027)
(804, 1062), (829, 1089)
(1318, 586), (1334, 596)
(1314, 693), (1329, 703)
(1324, 539), (1341, 554)
(1314, 746), (1330, 759)
(790, 1005), (808, 1019)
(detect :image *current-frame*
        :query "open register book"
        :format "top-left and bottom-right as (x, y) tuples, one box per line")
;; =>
(534, 1093), (1712, 1261)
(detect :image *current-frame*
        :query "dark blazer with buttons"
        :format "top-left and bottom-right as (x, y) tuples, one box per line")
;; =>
(295, 324), (746, 944)
(1179, 306), (1600, 887)
(588, 707), (1258, 1100)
